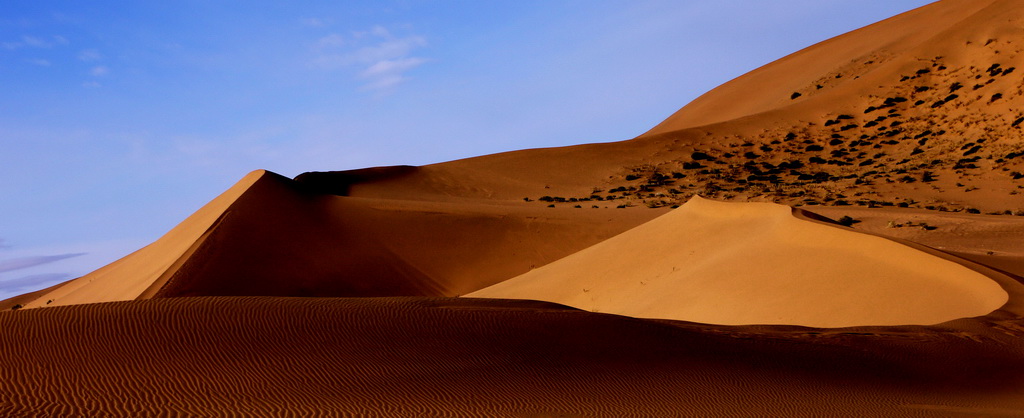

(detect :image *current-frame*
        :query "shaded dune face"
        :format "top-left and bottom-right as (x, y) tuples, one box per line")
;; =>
(469, 197), (1009, 327)
(5, 170), (659, 309)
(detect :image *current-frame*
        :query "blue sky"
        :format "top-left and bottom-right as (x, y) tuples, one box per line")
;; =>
(0, 1), (934, 299)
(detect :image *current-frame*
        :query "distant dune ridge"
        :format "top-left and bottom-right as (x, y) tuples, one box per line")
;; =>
(5, 0), (1024, 415)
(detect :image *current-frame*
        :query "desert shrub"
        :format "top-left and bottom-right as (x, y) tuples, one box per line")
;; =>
(966, 208), (981, 214)
(791, 92), (802, 99)
(691, 151), (713, 161)
(625, 174), (641, 181)
(837, 216), (858, 226)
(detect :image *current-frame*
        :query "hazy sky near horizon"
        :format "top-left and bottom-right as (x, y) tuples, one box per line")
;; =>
(1, 1), (935, 299)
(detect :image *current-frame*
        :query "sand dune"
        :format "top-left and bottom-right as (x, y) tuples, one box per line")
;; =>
(9, 170), (268, 309)
(4, 170), (659, 310)
(642, 0), (997, 135)
(5, 0), (1024, 415)
(2, 296), (1024, 416)
(469, 197), (1012, 327)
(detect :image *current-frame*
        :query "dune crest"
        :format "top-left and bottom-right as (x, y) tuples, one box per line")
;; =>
(468, 197), (1008, 327)
(13, 170), (271, 309)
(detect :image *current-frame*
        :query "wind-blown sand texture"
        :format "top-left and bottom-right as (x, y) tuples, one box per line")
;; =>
(3, 296), (1024, 416)
(4, 0), (1024, 415)
(469, 197), (1011, 327)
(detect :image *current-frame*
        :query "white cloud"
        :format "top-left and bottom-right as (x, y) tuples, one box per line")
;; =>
(0, 273), (70, 295)
(90, 65), (109, 76)
(316, 33), (345, 49)
(360, 57), (426, 78)
(360, 75), (407, 91)
(78, 48), (101, 61)
(352, 36), (426, 64)
(26, 58), (51, 66)
(370, 25), (391, 38)
(309, 26), (428, 91)
(10, 34), (68, 50)
(302, 17), (330, 28)
(21, 35), (49, 48)
(82, 81), (101, 88)
(0, 253), (86, 274)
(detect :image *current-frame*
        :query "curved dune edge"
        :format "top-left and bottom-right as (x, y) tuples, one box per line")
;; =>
(467, 196), (1009, 328)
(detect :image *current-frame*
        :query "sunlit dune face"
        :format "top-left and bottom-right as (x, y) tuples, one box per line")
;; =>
(469, 197), (1009, 328)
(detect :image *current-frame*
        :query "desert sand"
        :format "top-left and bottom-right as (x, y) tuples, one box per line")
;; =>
(3, 0), (1024, 415)
(468, 196), (1014, 327)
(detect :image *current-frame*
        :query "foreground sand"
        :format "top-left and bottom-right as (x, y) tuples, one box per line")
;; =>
(2, 296), (1024, 416)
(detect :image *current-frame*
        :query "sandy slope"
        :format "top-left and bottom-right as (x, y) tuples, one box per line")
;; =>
(641, 0), (996, 135)
(8, 170), (268, 309)
(469, 197), (1013, 327)
(3, 170), (659, 310)
(2, 296), (1024, 416)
